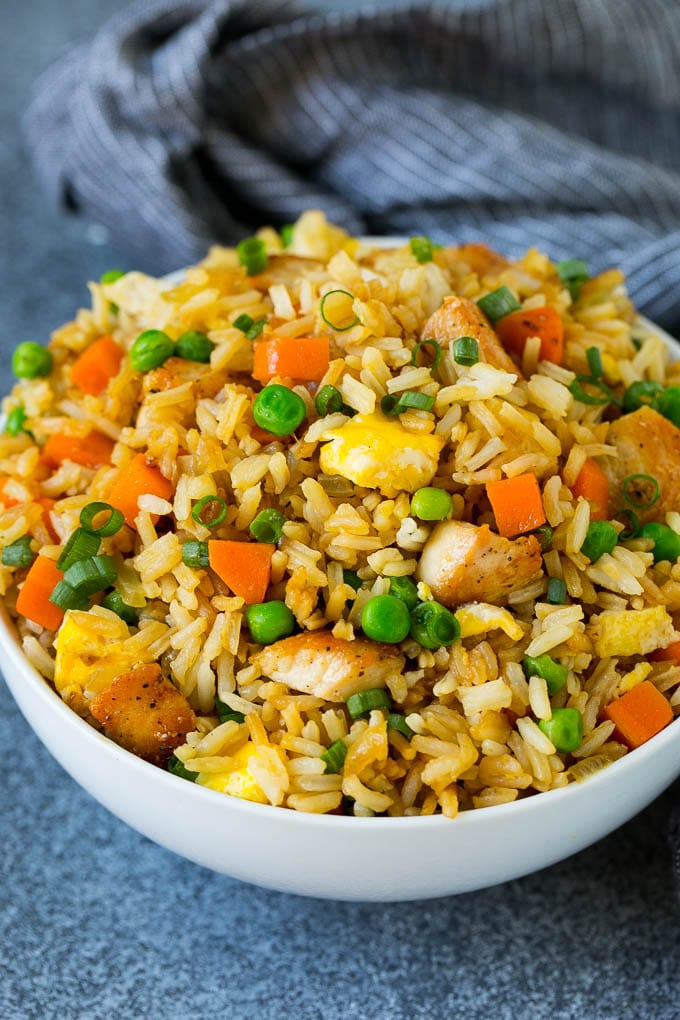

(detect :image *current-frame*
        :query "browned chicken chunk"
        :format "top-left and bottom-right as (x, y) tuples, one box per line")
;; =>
(252, 631), (405, 701)
(89, 663), (196, 764)
(142, 356), (224, 399)
(416, 520), (543, 606)
(421, 295), (521, 377)
(604, 406), (680, 523)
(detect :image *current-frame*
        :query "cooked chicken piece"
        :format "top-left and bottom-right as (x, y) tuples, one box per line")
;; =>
(252, 631), (405, 702)
(421, 295), (521, 377)
(604, 406), (680, 524)
(417, 520), (543, 607)
(142, 356), (224, 399)
(89, 663), (196, 764)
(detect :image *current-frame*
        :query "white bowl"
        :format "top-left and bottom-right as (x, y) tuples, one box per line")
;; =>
(2, 295), (680, 901)
(3, 605), (680, 901)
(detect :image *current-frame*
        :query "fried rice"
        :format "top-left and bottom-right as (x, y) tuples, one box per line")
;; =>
(2, 210), (680, 818)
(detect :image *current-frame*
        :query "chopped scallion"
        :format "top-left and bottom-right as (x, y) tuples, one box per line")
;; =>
(476, 286), (521, 323)
(49, 580), (89, 611)
(280, 224), (294, 248)
(1, 535), (35, 568)
(546, 577), (567, 604)
(452, 336), (479, 366)
(63, 554), (117, 595)
(321, 739), (347, 774)
(233, 313), (254, 333)
(5, 406), (28, 436)
(80, 501), (124, 537)
(56, 528), (101, 572)
(168, 754), (197, 782)
(381, 391), (435, 416)
(191, 495), (228, 529)
(568, 376), (614, 406)
(182, 540), (210, 568)
(623, 473), (660, 510)
(101, 590), (138, 625)
(346, 688), (392, 719)
(315, 385), (344, 416)
(410, 339), (442, 373)
(237, 237), (268, 275)
(320, 289), (359, 332)
(409, 236), (434, 263)
(215, 696), (246, 725)
(586, 347), (604, 379)
(249, 508), (286, 544)
(387, 713), (414, 740)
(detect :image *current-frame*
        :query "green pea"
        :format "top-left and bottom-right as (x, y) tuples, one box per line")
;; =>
(410, 487), (453, 521)
(538, 708), (583, 753)
(174, 330), (213, 363)
(245, 600), (295, 645)
(639, 522), (680, 563)
(12, 342), (53, 379)
(361, 594), (411, 644)
(130, 330), (175, 372)
(252, 384), (306, 436)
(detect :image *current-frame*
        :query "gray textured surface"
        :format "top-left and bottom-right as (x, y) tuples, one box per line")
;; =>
(1, 3), (679, 1018)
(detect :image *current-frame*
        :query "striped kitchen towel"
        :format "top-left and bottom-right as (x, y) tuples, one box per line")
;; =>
(24, 0), (680, 329)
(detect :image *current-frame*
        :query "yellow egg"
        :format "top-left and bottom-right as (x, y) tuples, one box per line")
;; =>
(54, 610), (139, 702)
(456, 603), (525, 641)
(319, 412), (444, 497)
(197, 743), (268, 804)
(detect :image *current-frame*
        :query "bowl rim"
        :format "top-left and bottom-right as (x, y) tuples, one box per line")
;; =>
(3, 258), (680, 832)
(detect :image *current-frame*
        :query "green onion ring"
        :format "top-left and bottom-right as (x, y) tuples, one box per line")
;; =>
(623, 474), (660, 510)
(410, 339), (442, 373)
(191, 495), (228, 529)
(80, 501), (124, 537)
(320, 289), (359, 332)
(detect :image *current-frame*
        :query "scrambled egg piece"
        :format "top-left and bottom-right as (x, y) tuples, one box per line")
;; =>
(319, 412), (444, 497)
(196, 742), (267, 803)
(54, 610), (157, 708)
(591, 606), (676, 659)
(456, 602), (525, 642)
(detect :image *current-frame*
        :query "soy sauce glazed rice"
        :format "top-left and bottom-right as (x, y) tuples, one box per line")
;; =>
(3, 211), (680, 818)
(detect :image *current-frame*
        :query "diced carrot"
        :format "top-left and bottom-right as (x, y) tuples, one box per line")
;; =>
(602, 680), (673, 749)
(571, 458), (609, 522)
(485, 473), (546, 538)
(15, 555), (64, 631)
(651, 640), (680, 663)
(208, 540), (275, 604)
(495, 306), (564, 365)
(35, 497), (59, 542)
(0, 477), (20, 509)
(70, 335), (124, 396)
(42, 431), (114, 470)
(252, 336), (330, 383)
(108, 453), (174, 528)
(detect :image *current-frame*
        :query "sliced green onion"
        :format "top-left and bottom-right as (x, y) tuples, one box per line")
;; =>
(233, 313), (255, 333)
(346, 688), (392, 719)
(522, 654), (568, 696)
(215, 696), (245, 725)
(580, 521), (618, 562)
(80, 501), (124, 537)
(253, 384), (306, 436)
(101, 590), (138, 625)
(615, 508), (641, 541)
(320, 289), (359, 332)
(533, 524), (554, 551)
(632, 336), (643, 352)
(315, 385), (344, 416)
(361, 594), (411, 644)
(174, 330), (213, 363)
(387, 713), (414, 740)
(63, 554), (117, 595)
(410, 487), (453, 521)
(586, 347), (604, 379)
(191, 495), (228, 529)
(409, 236), (434, 263)
(388, 575), (419, 611)
(245, 600), (295, 645)
(381, 391), (435, 416)
(568, 376), (614, 406)
(555, 258), (589, 301)
(56, 528), (101, 571)
(343, 569), (363, 592)
(12, 342), (53, 379)
(476, 286), (521, 323)
(100, 270), (126, 285)
(237, 237), (268, 275)
(409, 601), (461, 649)
(246, 318), (266, 341)
(411, 340), (442, 373)
(654, 386), (680, 429)
(623, 473), (660, 510)
(538, 707), (583, 753)
(2, 535), (35, 568)
(182, 540), (210, 568)
(321, 739), (347, 774)
(280, 224), (294, 248)
(249, 508), (286, 544)
(49, 580), (89, 611)
(546, 577), (567, 605)
(622, 380), (663, 414)
(167, 754), (197, 782)
(638, 523), (680, 564)
(5, 406), (28, 436)
(452, 336), (479, 366)
(130, 329), (174, 372)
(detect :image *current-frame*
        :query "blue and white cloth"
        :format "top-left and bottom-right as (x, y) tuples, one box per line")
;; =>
(24, 0), (680, 329)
